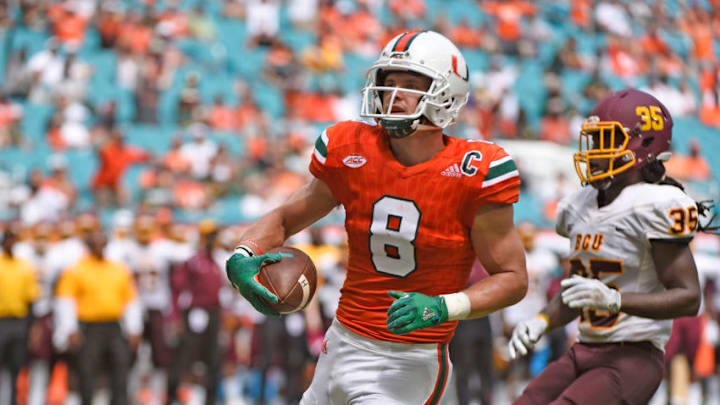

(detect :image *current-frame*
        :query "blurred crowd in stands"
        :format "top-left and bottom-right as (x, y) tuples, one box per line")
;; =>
(0, 0), (719, 404)
(0, 0), (719, 224)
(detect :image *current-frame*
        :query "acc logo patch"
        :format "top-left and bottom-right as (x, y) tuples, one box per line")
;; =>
(343, 155), (367, 168)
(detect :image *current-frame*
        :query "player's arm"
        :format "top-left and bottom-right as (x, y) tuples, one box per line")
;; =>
(237, 177), (339, 253)
(560, 243), (700, 320)
(387, 203), (529, 334)
(507, 290), (581, 359)
(614, 240), (700, 319)
(462, 203), (528, 318)
(540, 291), (582, 330)
(226, 178), (338, 316)
(505, 204), (579, 360)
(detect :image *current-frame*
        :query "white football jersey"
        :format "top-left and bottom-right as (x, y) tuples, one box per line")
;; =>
(129, 240), (174, 311)
(556, 182), (698, 350)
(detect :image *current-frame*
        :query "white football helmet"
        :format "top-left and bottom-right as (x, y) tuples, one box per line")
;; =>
(360, 30), (470, 138)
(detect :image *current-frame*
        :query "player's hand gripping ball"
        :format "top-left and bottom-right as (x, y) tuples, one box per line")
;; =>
(257, 247), (318, 314)
(227, 246), (318, 316)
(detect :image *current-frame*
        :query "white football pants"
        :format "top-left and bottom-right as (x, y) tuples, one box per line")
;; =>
(301, 319), (456, 405)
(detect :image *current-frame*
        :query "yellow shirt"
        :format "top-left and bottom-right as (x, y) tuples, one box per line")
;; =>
(56, 256), (137, 322)
(0, 254), (39, 317)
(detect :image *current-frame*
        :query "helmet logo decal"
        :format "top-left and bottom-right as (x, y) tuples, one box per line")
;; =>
(452, 55), (468, 81)
(392, 30), (424, 52)
(461, 151), (483, 176)
(343, 155), (367, 168)
(635, 105), (664, 131)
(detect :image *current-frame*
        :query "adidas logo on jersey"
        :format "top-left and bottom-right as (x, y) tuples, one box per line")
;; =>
(441, 163), (462, 178)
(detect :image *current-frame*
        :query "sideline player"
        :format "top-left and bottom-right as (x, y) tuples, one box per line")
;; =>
(226, 30), (528, 404)
(508, 89), (702, 405)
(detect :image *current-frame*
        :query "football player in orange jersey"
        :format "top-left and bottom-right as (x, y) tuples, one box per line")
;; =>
(226, 30), (528, 404)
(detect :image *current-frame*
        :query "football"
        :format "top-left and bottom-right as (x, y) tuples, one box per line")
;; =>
(257, 246), (318, 314)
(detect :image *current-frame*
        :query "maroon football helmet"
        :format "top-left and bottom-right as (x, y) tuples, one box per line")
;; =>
(574, 89), (673, 184)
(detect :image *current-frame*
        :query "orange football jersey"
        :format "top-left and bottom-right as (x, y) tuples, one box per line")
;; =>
(309, 121), (520, 343)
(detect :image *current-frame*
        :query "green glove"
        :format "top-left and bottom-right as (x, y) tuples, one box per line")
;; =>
(226, 252), (290, 317)
(386, 291), (449, 335)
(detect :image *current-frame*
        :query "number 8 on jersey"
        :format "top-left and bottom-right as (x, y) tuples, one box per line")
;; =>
(370, 196), (421, 277)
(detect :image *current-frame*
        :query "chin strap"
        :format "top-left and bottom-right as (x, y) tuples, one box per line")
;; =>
(380, 118), (420, 138)
(588, 177), (613, 190)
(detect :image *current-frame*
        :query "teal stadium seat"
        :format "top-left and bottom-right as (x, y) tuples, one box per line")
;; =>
(230, 47), (268, 81)
(0, 31), (8, 84)
(210, 131), (245, 156)
(600, 72), (628, 92)
(281, 28), (316, 53)
(514, 60), (547, 131)
(19, 102), (54, 146)
(215, 196), (246, 224)
(158, 88), (181, 126)
(462, 49), (489, 74)
(249, 81), (284, 118)
(9, 26), (51, 58)
(199, 72), (236, 105)
(661, 30), (690, 59)
(116, 88), (137, 124)
(376, 3), (394, 26)
(561, 69), (591, 105)
(0, 144), (53, 178)
(176, 38), (213, 63)
(83, 50), (125, 117)
(63, 148), (98, 191)
(176, 0), (223, 16)
(217, 19), (247, 59)
(78, 27), (101, 55)
(0, 147), (32, 178)
(122, 163), (149, 205)
(343, 53), (373, 95)
(125, 124), (175, 154)
(515, 191), (553, 228)
(566, 28), (600, 59)
(445, 0), (486, 26)
(1, 27), (50, 86)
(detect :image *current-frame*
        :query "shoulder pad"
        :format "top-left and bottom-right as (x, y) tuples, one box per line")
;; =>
(646, 185), (698, 240)
(313, 121), (377, 165)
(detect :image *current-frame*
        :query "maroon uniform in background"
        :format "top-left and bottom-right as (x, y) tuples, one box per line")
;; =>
(168, 231), (225, 405)
(171, 251), (225, 310)
(516, 341), (664, 404)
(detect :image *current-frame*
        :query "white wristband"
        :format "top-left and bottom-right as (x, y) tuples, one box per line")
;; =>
(535, 313), (550, 332)
(440, 292), (471, 321)
(234, 245), (254, 257)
